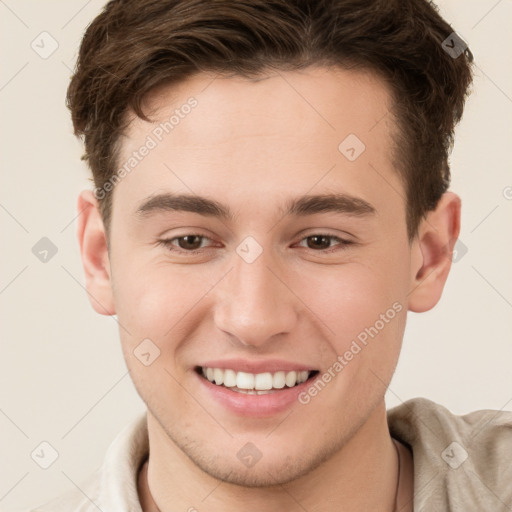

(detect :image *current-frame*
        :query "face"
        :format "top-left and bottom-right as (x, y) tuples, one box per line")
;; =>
(106, 66), (415, 486)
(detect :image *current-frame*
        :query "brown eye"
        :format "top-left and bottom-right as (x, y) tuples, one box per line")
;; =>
(305, 235), (333, 250)
(296, 234), (353, 253)
(177, 235), (204, 250)
(158, 234), (212, 254)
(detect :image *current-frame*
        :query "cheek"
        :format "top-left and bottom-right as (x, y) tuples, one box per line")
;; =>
(298, 261), (404, 341)
(111, 267), (195, 396)
(111, 256), (216, 358)
(112, 271), (172, 334)
(294, 262), (408, 412)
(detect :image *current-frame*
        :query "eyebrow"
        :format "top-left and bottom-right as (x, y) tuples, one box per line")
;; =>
(136, 192), (376, 220)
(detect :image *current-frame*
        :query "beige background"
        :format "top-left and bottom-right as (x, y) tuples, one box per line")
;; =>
(1, 0), (511, 510)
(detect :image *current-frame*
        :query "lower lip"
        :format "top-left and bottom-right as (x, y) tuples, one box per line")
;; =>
(195, 371), (318, 417)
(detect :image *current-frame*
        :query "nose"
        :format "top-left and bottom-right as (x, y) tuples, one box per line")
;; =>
(213, 248), (298, 347)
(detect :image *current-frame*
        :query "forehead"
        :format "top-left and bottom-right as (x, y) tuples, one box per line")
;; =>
(115, 66), (401, 219)
(132, 65), (393, 147)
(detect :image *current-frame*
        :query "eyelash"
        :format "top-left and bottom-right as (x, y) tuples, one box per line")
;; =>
(157, 233), (353, 255)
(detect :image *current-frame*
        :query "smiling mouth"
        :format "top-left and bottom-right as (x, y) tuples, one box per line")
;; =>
(196, 366), (319, 395)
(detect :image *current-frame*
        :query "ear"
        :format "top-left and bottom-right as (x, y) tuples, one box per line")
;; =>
(408, 191), (461, 313)
(76, 190), (115, 315)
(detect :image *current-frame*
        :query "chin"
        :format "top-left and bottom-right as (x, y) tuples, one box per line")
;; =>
(173, 433), (341, 489)
(191, 456), (318, 488)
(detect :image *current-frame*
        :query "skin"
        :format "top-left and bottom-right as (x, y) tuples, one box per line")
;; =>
(77, 66), (460, 511)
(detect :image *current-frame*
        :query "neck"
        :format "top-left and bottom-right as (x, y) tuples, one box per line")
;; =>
(138, 401), (412, 512)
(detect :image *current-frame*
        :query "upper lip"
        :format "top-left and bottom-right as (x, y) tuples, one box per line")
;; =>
(197, 358), (317, 374)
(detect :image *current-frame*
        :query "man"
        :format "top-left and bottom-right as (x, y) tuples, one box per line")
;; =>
(28, 0), (511, 510)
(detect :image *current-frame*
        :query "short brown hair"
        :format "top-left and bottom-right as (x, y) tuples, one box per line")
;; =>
(67, 0), (473, 240)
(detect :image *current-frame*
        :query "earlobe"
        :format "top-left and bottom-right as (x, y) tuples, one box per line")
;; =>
(76, 190), (116, 316)
(408, 192), (461, 313)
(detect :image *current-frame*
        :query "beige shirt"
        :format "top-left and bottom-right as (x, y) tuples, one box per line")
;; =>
(25, 398), (512, 511)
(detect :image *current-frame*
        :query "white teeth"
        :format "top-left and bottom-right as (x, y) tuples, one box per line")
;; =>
(232, 388), (273, 395)
(285, 371), (297, 387)
(254, 372), (273, 390)
(297, 370), (309, 384)
(200, 367), (312, 390)
(236, 371), (255, 390)
(272, 371), (286, 389)
(223, 369), (237, 387)
(213, 368), (224, 385)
